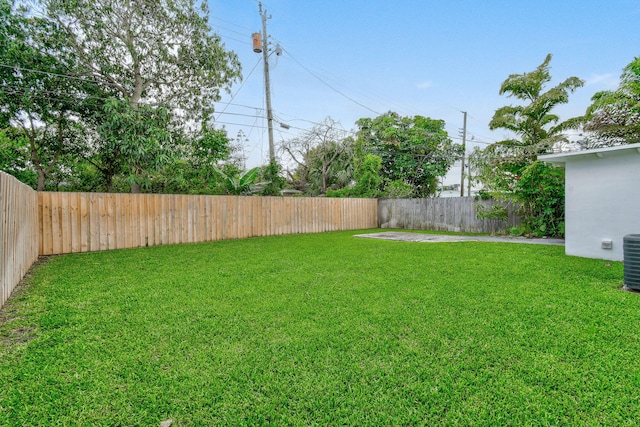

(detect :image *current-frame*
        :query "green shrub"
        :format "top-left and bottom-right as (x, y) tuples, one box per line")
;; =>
(475, 204), (509, 221)
(384, 179), (414, 198)
(513, 161), (565, 237)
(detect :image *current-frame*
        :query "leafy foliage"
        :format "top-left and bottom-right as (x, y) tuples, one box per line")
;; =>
(0, 130), (37, 187)
(0, 0), (243, 192)
(327, 154), (382, 198)
(44, 0), (241, 119)
(304, 139), (354, 194)
(513, 161), (565, 237)
(280, 117), (354, 195)
(472, 54), (582, 237)
(191, 127), (231, 168)
(0, 0), (87, 190)
(37, 0), (241, 192)
(487, 54), (584, 160)
(383, 179), (414, 199)
(581, 57), (640, 145)
(214, 166), (264, 195)
(474, 203), (509, 221)
(260, 161), (285, 196)
(162, 127), (232, 194)
(95, 98), (174, 192)
(355, 112), (461, 197)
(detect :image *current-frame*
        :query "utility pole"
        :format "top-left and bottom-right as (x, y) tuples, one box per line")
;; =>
(467, 157), (471, 197)
(259, 2), (275, 163)
(460, 111), (467, 197)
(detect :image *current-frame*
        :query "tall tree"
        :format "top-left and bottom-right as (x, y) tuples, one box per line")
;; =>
(305, 138), (354, 194)
(46, 0), (241, 116)
(473, 54), (584, 191)
(488, 54), (584, 159)
(279, 117), (353, 195)
(581, 57), (640, 145)
(0, 0), (86, 190)
(44, 0), (242, 191)
(355, 112), (461, 197)
(472, 54), (583, 237)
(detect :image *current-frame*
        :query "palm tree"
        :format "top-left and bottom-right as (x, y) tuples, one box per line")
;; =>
(471, 54), (583, 237)
(488, 54), (584, 161)
(582, 57), (640, 145)
(473, 54), (583, 193)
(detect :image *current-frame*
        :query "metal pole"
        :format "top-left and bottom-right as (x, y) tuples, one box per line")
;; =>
(460, 111), (467, 197)
(467, 157), (471, 197)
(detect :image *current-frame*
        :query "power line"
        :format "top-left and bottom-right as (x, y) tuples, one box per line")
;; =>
(1, 61), (293, 136)
(232, 15), (415, 117)
(3, 84), (273, 124)
(216, 101), (264, 112)
(1, 86), (117, 111)
(247, 31), (425, 119)
(213, 120), (268, 129)
(215, 57), (262, 121)
(367, 149), (463, 162)
(210, 15), (255, 33)
(243, 113), (265, 160)
(4, 79), (497, 146)
(0, 63), (102, 85)
(449, 135), (492, 145)
(3, 63), (496, 147)
(217, 32), (252, 46)
(281, 47), (381, 116)
(214, 24), (253, 39)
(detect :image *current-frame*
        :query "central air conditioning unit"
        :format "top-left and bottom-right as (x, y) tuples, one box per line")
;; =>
(623, 234), (640, 291)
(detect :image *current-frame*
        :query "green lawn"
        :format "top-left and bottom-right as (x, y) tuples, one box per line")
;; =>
(1, 230), (638, 426)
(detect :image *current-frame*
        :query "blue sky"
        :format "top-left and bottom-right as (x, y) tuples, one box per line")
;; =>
(208, 0), (640, 184)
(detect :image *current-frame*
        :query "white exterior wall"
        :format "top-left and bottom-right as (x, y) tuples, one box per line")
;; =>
(557, 146), (640, 260)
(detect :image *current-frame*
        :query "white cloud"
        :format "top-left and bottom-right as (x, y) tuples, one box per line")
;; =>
(417, 80), (433, 90)
(585, 73), (619, 89)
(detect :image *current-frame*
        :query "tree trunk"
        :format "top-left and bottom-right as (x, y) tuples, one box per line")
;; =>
(105, 181), (113, 193)
(130, 165), (144, 193)
(37, 169), (46, 191)
(321, 165), (328, 194)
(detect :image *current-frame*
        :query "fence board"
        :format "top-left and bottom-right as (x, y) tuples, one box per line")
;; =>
(378, 197), (520, 234)
(155, 195), (163, 246)
(0, 172), (39, 308)
(106, 194), (115, 250)
(89, 194), (99, 252)
(36, 193), (378, 255)
(70, 193), (77, 251)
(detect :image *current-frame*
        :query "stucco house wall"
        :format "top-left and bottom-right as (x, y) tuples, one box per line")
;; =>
(539, 143), (640, 261)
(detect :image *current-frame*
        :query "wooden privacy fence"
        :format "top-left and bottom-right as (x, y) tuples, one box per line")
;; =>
(3, 184), (525, 308)
(378, 197), (520, 234)
(1, 172), (39, 307)
(38, 192), (378, 255)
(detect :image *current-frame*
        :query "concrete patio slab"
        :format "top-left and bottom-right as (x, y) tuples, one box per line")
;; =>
(354, 232), (565, 246)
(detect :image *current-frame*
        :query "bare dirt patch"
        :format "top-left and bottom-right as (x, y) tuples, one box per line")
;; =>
(0, 256), (53, 348)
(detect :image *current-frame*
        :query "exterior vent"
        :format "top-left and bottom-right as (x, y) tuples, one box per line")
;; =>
(623, 234), (640, 291)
